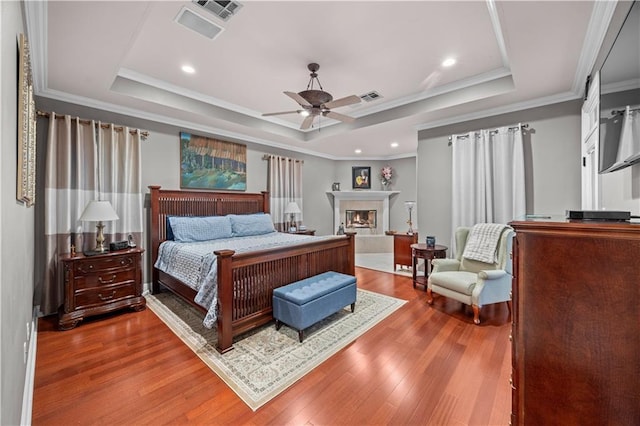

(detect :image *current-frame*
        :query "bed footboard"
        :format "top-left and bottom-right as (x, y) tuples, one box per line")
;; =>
(215, 233), (355, 353)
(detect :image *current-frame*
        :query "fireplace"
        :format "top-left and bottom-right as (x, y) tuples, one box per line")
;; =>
(327, 190), (399, 235)
(346, 210), (377, 229)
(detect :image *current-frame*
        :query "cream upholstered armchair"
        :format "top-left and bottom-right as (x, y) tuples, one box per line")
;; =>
(427, 224), (514, 324)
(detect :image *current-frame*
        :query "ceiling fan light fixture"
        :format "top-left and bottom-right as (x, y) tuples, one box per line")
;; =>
(262, 62), (360, 130)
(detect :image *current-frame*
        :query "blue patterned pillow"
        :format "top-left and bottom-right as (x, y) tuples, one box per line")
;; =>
(229, 213), (276, 237)
(168, 216), (233, 242)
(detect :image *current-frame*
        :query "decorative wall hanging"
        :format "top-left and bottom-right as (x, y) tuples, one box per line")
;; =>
(17, 33), (36, 206)
(180, 132), (246, 191)
(352, 166), (371, 189)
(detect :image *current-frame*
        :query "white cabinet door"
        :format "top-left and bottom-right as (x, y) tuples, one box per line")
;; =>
(581, 73), (600, 210)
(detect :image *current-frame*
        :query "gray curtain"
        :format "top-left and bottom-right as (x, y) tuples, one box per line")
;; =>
(267, 156), (303, 231)
(39, 113), (143, 316)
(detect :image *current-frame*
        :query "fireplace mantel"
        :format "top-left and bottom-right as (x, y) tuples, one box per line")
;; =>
(327, 191), (400, 233)
(328, 190), (400, 201)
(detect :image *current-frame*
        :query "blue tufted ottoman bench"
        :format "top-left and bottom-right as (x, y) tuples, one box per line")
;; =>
(273, 271), (357, 342)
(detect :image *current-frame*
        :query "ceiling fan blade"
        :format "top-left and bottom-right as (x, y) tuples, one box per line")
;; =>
(262, 110), (299, 117)
(284, 91), (312, 107)
(323, 95), (361, 109)
(300, 114), (315, 130)
(325, 111), (355, 123)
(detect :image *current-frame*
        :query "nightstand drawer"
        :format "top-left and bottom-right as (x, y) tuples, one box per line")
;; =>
(74, 254), (136, 275)
(73, 268), (136, 290)
(74, 282), (137, 309)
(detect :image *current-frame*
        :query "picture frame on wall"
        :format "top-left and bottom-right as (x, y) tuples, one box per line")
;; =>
(17, 33), (36, 207)
(179, 132), (247, 191)
(352, 166), (371, 189)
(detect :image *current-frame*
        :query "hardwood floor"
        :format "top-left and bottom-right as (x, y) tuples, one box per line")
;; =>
(32, 267), (512, 425)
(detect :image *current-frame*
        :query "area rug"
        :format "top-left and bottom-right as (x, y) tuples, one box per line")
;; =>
(146, 289), (406, 411)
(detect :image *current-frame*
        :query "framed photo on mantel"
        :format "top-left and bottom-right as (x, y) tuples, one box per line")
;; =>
(352, 166), (371, 189)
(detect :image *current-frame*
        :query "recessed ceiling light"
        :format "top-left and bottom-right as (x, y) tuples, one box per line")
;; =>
(442, 58), (456, 67)
(354, 149), (362, 154)
(391, 142), (399, 148)
(181, 65), (195, 74)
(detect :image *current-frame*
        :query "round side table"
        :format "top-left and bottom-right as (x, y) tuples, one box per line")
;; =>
(410, 243), (448, 290)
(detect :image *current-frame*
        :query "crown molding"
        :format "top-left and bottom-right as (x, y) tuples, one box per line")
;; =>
(571, 0), (618, 97)
(36, 88), (341, 160)
(415, 91), (581, 133)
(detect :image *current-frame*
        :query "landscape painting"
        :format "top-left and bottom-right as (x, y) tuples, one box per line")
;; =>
(180, 132), (247, 191)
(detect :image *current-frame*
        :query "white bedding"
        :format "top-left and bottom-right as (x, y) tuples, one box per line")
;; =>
(154, 232), (337, 328)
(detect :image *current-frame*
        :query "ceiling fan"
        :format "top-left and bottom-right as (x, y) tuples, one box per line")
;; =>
(262, 63), (361, 130)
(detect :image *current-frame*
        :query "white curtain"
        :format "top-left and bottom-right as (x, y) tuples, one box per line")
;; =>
(39, 113), (143, 315)
(617, 106), (640, 164)
(267, 156), (303, 231)
(450, 124), (525, 252)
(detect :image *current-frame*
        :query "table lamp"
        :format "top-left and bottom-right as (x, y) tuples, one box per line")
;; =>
(79, 200), (119, 254)
(404, 201), (416, 235)
(284, 201), (301, 232)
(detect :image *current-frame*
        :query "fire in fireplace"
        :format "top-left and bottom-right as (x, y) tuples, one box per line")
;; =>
(346, 210), (377, 228)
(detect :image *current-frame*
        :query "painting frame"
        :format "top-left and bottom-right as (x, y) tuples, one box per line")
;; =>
(179, 132), (247, 191)
(16, 33), (36, 206)
(352, 166), (371, 189)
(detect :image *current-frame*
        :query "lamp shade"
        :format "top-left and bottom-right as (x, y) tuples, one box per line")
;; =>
(284, 202), (301, 215)
(79, 200), (119, 222)
(404, 201), (416, 210)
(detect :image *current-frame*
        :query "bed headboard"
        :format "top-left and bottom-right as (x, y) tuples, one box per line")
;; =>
(148, 186), (270, 267)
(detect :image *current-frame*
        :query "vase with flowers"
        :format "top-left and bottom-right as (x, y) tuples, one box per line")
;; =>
(381, 165), (393, 190)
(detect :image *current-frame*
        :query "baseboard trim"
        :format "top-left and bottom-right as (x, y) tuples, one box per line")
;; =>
(21, 313), (38, 426)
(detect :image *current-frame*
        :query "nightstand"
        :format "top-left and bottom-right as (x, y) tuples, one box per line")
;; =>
(58, 248), (146, 330)
(393, 233), (418, 270)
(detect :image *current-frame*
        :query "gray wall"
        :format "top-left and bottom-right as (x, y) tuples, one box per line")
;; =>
(34, 98), (418, 288)
(601, 163), (640, 212)
(332, 157), (417, 233)
(417, 100), (583, 248)
(1, 1), (35, 425)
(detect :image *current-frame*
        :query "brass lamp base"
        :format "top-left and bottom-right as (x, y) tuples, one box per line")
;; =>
(84, 221), (110, 256)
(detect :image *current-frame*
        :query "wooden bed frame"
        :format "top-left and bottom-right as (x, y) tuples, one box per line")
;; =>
(148, 186), (355, 353)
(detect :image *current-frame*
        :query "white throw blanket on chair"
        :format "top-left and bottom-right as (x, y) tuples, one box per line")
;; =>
(462, 223), (508, 264)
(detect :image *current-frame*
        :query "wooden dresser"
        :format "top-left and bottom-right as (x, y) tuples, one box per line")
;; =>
(58, 248), (146, 330)
(509, 220), (640, 425)
(393, 232), (418, 270)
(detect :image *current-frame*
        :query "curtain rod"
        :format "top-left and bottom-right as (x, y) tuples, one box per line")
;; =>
(448, 123), (528, 145)
(36, 110), (149, 139)
(262, 154), (304, 163)
(611, 107), (640, 116)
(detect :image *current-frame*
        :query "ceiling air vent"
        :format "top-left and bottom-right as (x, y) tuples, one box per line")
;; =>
(360, 91), (383, 102)
(193, 0), (243, 21)
(175, 7), (224, 40)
